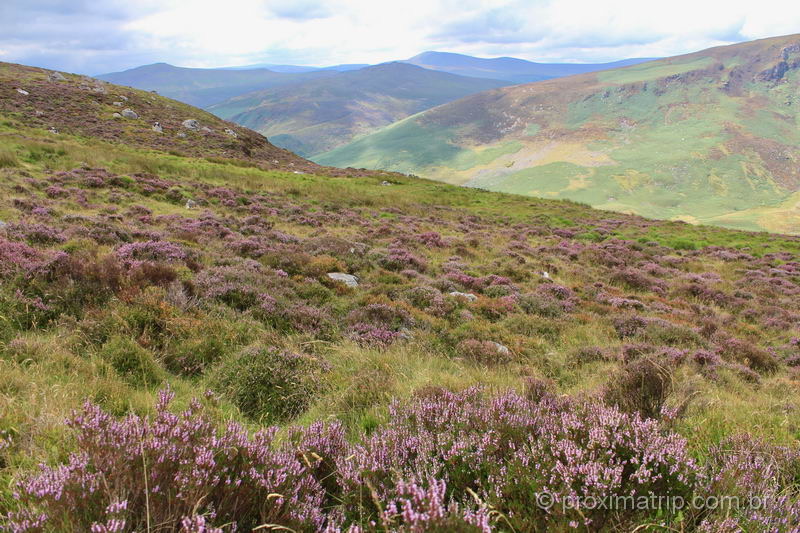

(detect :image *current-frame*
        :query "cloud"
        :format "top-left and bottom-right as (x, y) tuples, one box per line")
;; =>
(0, 0), (799, 74)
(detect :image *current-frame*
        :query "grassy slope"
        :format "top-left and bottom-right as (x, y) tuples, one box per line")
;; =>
(318, 35), (800, 234)
(1, 60), (800, 530)
(208, 63), (509, 157)
(97, 63), (333, 108)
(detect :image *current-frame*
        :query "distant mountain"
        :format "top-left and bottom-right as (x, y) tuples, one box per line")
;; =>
(221, 63), (369, 73)
(97, 63), (334, 107)
(209, 62), (509, 157)
(318, 35), (800, 234)
(403, 51), (657, 84)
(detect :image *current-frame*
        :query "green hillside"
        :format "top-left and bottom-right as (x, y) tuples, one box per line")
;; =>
(318, 34), (800, 234)
(2, 60), (800, 532)
(209, 62), (509, 156)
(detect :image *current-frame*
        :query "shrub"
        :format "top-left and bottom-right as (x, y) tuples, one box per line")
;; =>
(98, 336), (163, 387)
(6, 390), (327, 531)
(456, 339), (512, 365)
(209, 345), (328, 423)
(604, 354), (674, 419)
(716, 338), (779, 373)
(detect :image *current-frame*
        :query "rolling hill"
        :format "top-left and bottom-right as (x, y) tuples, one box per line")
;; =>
(318, 34), (800, 234)
(2, 58), (800, 532)
(403, 51), (656, 84)
(97, 62), (334, 107)
(0, 61), (385, 177)
(209, 62), (509, 156)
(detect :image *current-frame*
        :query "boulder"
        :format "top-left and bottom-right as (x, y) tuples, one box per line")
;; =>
(121, 108), (139, 119)
(112, 112), (122, 118)
(152, 124), (163, 133)
(489, 341), (511, 355)
(224, 128), (238, 137)
(48, 72), (67, 82)
(327, 272), (359, 287)
(449, 291), (478, 302)
(185, 199), (197, 209)
(182, 119), (200, 130)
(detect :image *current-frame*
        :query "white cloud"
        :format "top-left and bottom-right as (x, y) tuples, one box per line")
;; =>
(1, 0), (800, 72)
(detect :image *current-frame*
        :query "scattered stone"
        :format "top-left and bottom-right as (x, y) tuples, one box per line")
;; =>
(112, 112), (122, 118)
(201, 126), (213, 133)
(327, 272), (359, 287)
(121, 108), (139, 119)
(185, 199), (197, 209)
(182, 119), (200, 130)
(48, 72), (67, 82)
(293, 171), (305, 174)
(152, 121), (163, 133)
(380, 181), (392, 186)
(176, 132), (187, 138)
(48, 127), (59, 134)
(113, 101), (123, 106)
(541, 271), (551, 279)
(449, 291), (478, 302)
(16, 89), (29, 96)
(118, 95), (128, 101)
(489, 341), (511, 355)
(224, 128), (238, 137)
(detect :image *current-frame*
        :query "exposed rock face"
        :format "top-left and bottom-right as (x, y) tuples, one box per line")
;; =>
(121, 108), (139, 119)
(327, 272), (359, 287)
(48, 72), (66, 82)
(182, 119), (200, 130)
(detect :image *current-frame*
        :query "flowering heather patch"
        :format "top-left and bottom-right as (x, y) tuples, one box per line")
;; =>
(194, 260), (285, 311)
(114, 240), (187, 267)
(6, 389), (327, 532)
(377, 244), (428, 272)
(5, 222), (66, 244)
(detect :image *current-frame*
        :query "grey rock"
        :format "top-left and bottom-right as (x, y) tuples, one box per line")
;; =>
(224, 128), (238, 137)
(152, 124), (163, 133)
(185, 199), (197, 209)
(449, 291), (478, 302)
(113, 101), (123, 106)
(182, 119), (200, 130)
(112, 112), (122, 118)
(121, 108), (138, 119)
(541, 271), (550, 279)
(380, 180), (392, 186)
(118, 95), (128, 101)
(327, 272), (359, 287)
(201, 126), (213, 133)
(48, 127), (59, 134)
(489, 341), (511, 355)
(48, 72), (67, 82)
(16, 88), (29, 95)
(176, 132), (187, 138)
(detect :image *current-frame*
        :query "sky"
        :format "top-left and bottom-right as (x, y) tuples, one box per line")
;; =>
(1, 0), (799, 75)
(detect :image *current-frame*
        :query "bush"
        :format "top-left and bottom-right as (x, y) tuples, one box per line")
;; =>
(604, 354), (674, 419)
(98, 336), (163, 387)
(209, 345), (328, 423)
(457, 339), (512, 365)
(6, 390), (328, 532)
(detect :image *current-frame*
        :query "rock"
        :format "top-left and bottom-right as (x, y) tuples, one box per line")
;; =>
(293, 171), (305, 174)
(16, 88), (29, 95)
(201, 126), (213, 133)
(327, 272), (359, 287)
(121, 108), (139, 119)
(380, 180), (392, 186)
(112, 112), (122, 118)
(113, 101), (122, 106)
(118, 95), (128, 101)
(224, 128), (238, 137)
(185, 199), (197, 209)
(182, 119), (200, 130)
(152, 125), (163, 133)
(541, 271), (550, 279)
(449, 291), (478, 302)
(176, 132), (187, 138)
(48, 127), (59, 134)
(48, 72), (67, 82)
(489, 341), (511, 355)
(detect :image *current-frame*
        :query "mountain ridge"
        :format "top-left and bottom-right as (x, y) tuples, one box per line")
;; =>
(317, 34), (800, 234)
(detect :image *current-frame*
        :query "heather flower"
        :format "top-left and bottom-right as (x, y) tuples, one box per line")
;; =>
(114, 240), (187, 267)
